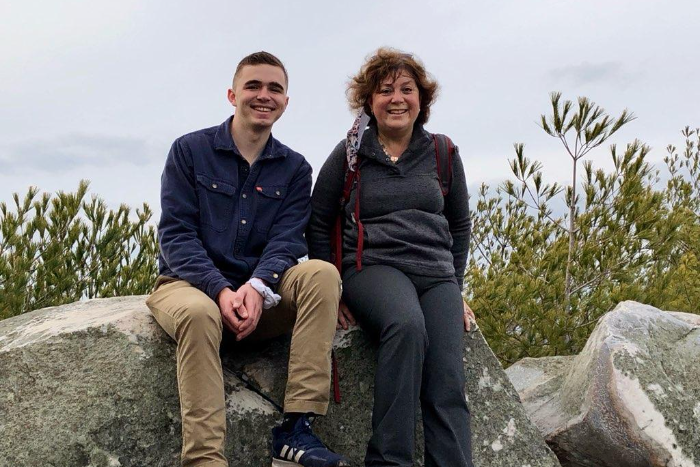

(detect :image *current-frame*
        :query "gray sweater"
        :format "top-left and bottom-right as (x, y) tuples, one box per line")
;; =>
(307, 123), (471, 288)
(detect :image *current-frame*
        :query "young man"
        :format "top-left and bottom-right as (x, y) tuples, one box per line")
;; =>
(146, 52), (348, 467)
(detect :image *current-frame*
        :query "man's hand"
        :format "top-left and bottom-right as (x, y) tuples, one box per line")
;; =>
(337, 300), (356, 330)
(463, 300), (477, 332)
(233, 283), (264, 341)
(217, 287), (243, 333)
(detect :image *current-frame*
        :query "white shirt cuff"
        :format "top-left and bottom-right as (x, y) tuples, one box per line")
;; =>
(247, 277), (282, 309)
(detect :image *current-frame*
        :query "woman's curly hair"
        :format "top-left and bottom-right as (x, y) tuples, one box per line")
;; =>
(347, 47), (439, 126)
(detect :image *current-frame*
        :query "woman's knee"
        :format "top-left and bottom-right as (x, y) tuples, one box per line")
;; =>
(383, 312), (428, 349)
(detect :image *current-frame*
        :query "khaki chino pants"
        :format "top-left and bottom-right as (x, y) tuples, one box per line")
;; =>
(145, 260), (340, 467)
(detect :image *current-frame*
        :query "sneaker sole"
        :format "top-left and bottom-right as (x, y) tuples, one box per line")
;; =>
(272, 458), (350, 467)
(272, 459), (301, 467)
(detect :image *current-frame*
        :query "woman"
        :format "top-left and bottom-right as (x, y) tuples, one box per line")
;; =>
(307, 48), (476, 467)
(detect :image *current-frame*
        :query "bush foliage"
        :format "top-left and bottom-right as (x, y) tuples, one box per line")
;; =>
(0, 180), (158, 320)
(1, 94), (698, 366)
(466, 94), (700, 364)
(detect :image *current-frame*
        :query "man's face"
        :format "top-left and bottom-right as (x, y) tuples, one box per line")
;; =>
(228, 64), (289, 131)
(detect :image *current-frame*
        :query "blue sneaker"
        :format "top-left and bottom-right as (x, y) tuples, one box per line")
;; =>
(271, 415), (350, 467)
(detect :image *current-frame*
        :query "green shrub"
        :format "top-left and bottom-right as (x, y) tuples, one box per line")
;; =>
(0, 180), (158, 320)
(465, 93), (700, 365)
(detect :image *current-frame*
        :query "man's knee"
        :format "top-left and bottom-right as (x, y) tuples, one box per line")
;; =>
(301, 259), (340, 286)
(178, 295), (223, 339)
(289, 260), (340, 325)
(296, 260), (341, 299)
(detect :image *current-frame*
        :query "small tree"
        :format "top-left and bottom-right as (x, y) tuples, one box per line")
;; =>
(539, 92), (635, 313)
(0, 181), (158, 320)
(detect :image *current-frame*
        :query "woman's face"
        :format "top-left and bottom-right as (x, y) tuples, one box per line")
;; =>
(369, 70), (421, 135)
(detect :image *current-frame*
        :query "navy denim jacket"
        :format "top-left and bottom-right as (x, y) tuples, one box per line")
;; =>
(157, 116), (312, 301)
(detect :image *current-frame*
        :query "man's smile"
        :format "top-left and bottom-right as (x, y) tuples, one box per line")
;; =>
(252, 105), (274, 113)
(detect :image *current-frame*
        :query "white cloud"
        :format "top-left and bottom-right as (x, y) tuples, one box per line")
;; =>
(0, 134), (155, 174)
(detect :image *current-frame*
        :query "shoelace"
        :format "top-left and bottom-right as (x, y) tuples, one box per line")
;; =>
(287, 420), (326, 451)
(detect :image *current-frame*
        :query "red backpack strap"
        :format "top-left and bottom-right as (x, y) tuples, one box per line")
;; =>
(432, 133), (454, 196)
(341, 161), (356, 204)
(329, 159), (360, 405)
(330, 159), (357, 272)
(354, 168), (364, 271)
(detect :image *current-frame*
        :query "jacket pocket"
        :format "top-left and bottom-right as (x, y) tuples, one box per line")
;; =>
(196, 174), (236, 232)
(253, 185), (287, 235)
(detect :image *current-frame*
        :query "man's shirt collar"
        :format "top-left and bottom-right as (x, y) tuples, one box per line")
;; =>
(214, 115), (285, 160)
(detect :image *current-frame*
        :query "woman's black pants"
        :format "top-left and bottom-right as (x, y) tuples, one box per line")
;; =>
(343, 265), (474, 467)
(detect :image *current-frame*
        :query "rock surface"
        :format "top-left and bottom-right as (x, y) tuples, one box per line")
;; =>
(506, 301), (700, 467)
(0, 297), (279, 467)
(224, 324), (561, 467)
(0, 296), (559, 467)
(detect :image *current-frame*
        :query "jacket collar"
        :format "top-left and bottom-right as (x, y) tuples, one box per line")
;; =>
(214, 115), (285, 160)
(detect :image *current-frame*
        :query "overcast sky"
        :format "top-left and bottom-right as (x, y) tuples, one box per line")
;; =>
(1, 0), (698, 219)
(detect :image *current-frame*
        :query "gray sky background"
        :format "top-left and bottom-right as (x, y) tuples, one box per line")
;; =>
(1, 0), (698, 219)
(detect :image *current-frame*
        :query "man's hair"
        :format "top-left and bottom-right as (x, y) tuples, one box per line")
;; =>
(347, 47), (439, 126)
(232, 51), (288, 89)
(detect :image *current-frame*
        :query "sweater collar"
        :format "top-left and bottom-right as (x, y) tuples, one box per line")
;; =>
(358, 121), (432, 162)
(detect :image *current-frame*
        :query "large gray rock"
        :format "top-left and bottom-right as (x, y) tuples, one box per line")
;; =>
(506, 301), (700, 467)
(0, 296), (559, 467)
(224, 321), (560, 466)
(0, 297), (278, 467)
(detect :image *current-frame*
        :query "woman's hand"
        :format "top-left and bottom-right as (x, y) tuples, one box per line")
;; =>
(337, 300), (357, 330)
(463, 300), (477, 332)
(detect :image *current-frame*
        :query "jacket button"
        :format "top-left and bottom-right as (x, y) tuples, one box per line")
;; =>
(242, 193), (247, 198)
(212, 183), (218, 189)
(272, 273), (279, 279)
(241, 219), (247, 225)
(275, 190), (281, 196)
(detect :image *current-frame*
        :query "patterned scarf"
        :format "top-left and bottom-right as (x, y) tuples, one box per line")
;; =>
(345, 110), (371, 172)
